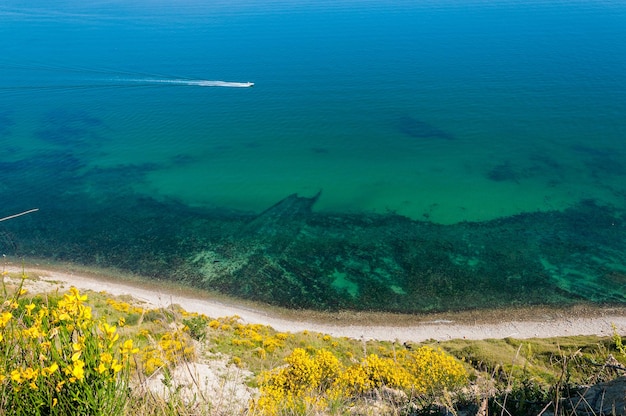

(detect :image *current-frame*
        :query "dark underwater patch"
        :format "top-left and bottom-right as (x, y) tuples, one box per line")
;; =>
(170, 153), (199, 166)
(567, 143), (626, 178)
(586, 154), (626, 178)
(310, 147), (330, 155)
(42, 109), (103, 128)
(0, 147), (163, 222)
(35, 109), (105, 146)
(570, 144), (616, 158)
(486, 162), (520, 183)
(0, 150), (86, 195)
(398, 115), (455, 140)
(529, 152), (562, 171)
(84, 162), (162, 193)
(0, 110), (15, 137)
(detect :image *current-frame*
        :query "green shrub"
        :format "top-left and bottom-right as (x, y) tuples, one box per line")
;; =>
(0, 279), (138, 415)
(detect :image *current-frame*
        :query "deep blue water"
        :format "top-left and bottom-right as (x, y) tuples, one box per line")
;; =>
(1, 1), (625, 311)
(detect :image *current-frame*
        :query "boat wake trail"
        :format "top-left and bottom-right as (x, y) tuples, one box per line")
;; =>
(0, 61), (255, 92)
(119, 78), (255, 88)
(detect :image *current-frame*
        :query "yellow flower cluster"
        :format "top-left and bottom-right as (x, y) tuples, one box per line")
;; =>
(0, 286), (138, 415)
(208, 315), (240, 330)
(210, 316), (291, 355)
(139, 329), (195, 375)
(398, 346), (467, 394)
(139, 348), (166, 376)
(54, 287), (92, 329)
(251, 345), (468, 415)
(252, 348), (341, 415)
(105, 298), (145, 315)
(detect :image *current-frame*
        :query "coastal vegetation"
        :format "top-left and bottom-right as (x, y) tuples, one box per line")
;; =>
(1, 271), (625, 415)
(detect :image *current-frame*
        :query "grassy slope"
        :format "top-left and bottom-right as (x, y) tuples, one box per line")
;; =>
(3, 271), (626, 415)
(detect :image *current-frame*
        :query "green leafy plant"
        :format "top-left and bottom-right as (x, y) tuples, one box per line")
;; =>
(0, 278), (138, 415)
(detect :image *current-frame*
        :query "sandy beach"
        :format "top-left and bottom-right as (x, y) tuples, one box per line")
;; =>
(6, 264), (626, 343)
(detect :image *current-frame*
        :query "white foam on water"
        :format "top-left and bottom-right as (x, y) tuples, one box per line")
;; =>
(0, 61), (255, 89)
(117, 78), (254, 88)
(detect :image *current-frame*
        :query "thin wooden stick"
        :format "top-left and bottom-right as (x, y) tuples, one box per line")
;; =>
(0, 208), (39, 222)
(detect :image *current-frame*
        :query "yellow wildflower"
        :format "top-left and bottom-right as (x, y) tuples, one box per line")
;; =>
(38, 306), (49, 319)
(0, 311), (12, 327)
(70, 360), (85, 381)
(80, 306), (92, 322)
(42, 363), (59, 377)
(69, 287), (87, 303)
(22, 367), (39, 381)
(22, 326), (42, 339)
(111, 359), (123, 374)
(97, 363), (108, 374)
(120, 339), (139, 355)
(24, 302), (36, 315)
(57, 312), (71, 321)
(10, 369), (22, 383)
(100, 322), (119, 343)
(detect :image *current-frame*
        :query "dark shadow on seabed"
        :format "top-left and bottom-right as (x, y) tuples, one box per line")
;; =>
(1, 172), (625, 314)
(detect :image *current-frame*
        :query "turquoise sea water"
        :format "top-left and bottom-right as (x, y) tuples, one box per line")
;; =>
(1, 1), (625, 312)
